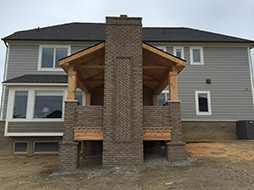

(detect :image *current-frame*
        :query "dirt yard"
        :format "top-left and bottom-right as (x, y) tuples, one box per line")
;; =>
(1, 141), (254, 190)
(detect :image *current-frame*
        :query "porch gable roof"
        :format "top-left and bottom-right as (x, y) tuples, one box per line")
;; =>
(59, 41), (186, 94)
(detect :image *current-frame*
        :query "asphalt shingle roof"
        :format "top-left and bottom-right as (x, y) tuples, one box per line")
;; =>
(2, 22), (254, 43)
(3, 75), (68, 84)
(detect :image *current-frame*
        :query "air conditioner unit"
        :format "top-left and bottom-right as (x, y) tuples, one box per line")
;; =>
(236, 120), (254, 139)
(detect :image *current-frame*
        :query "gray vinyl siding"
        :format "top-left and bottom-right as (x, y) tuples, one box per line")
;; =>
(6, 44), (66, 80)
(178, 46), (254, 120)
(2, 87), (9, 120)
(7, 121), (63, 133)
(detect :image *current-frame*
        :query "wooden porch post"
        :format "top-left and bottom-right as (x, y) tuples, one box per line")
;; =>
(168, 65), (178, 101)
(67, 66), (77, 101)
(85, 92), (91, 106)
(153, 94), (158, 106)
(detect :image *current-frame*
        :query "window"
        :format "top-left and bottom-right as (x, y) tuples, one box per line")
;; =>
(195, 91), (212, 115)
(190, 47), (204, 65)
(13, 142), (28, 153)
(156, 46), (166, 52)
(39, 46), (69, 69)
(34, 91), (63, 118)
(76, 91), (83, 105)
(34, 142), (59, 153)
(173, 47), (184, 59)
(13, 91), (28, 118)
(158, 92), (169, 106)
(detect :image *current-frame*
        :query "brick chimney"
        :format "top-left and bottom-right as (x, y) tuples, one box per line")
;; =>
(102, 15), (143, 168)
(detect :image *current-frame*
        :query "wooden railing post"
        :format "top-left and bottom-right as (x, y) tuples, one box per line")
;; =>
(168, 65), (178, 101)
(67, 66), (77, 101)
(85, 92), (91, 106)
(153, 94), (158, 106)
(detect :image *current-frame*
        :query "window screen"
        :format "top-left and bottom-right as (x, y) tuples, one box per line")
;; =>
(55, 48), (68, 68)
(41, 48), (54, 68)
(34, 142), (59, 152)
(13, 91), (28, 118)
(198, 93), (208, 112)
(193, 49), (201, 63)
(176, 49), (182, 58)
(34, 91), (63, 118)
(14, 142), (28, 153)
(76, 91), (83, 105)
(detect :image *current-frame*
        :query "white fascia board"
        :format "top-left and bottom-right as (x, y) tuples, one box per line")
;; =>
(5, 132), (63, 137)
(3, 83), (68, 86)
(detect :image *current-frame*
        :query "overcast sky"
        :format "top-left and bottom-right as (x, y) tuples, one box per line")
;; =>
(0, 0), (254, 105)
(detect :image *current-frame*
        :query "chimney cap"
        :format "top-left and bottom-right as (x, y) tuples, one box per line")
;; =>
(120, 14), (128, 18)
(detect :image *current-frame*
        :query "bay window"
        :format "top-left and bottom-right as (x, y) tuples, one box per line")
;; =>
(34, 91), (63, 118)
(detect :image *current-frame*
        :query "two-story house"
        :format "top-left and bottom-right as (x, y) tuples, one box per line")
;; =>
(0, 16), (254, 158)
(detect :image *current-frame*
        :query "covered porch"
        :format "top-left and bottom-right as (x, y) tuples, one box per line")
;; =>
(59, 42), (186, 142)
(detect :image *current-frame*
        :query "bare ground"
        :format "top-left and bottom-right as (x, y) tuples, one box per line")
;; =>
(1, 141), (254, 190)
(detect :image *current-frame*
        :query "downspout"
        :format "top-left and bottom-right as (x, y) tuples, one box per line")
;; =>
(247, 46), (254, 111)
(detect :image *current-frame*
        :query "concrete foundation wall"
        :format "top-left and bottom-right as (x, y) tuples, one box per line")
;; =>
(182, 121), (237, 141)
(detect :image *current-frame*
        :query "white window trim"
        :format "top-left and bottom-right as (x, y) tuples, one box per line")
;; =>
(13, 141), (29, 154)
(173, 46), (184, 59)
(190, 47), (204, 65)
(38, 45), (71, 71)
(195, 91), (212, 116)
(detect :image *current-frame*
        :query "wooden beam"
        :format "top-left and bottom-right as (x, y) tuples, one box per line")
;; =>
(77, 79), (89, 93)
(168, 65), (178, 101)
(142, 43), (186, 67)
(84, 72), (104, 81)
(153, 94), (158, 106)
(80, 65), (104, 69)
(67, 66), (77, 101)
(143, 127), (172, 141)
(74, 127), (103, 141)
(153, 76), (168, 95)
(143, 65), (168, 70)
(85, 92), (91, 106)
(73, 127), (171, 141)
(59, 42), (105, 66)
(143, 72), (162, 82)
